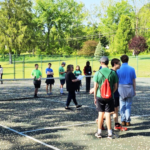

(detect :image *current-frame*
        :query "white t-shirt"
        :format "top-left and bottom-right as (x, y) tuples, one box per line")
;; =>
(0, 68), (3, 74)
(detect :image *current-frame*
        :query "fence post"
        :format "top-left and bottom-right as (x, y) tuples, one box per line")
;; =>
(23, 55), (25, 79)
(136, 55), (138, 76)
(92, 57), (93, 74)
(41, 55), (42, 74)
(76, 55), (77, 66)
(14, 55), (15, 79)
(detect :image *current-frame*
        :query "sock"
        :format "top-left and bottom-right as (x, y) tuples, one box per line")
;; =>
(108, 129), (112, 136)
(60, 88), (63, 93)
(98, 129), (102, 134)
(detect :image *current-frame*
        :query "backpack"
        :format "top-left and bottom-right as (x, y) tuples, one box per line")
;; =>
(99, 71), (112, 99)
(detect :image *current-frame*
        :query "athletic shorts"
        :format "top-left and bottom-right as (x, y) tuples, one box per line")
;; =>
(60, 79), (65, 85)
(34, 80), (41, 88)
(96, 97), (114, 113)
(114, 97), (119, 108)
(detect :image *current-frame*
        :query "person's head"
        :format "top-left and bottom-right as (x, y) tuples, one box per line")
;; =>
(86, 61), (90, 67)
(100, 56), (109, 66)
(111, 58), (121, 70)
(35, 64), (38, 69)
(67, 65), (74, 72)
(48, 63), (51, 68)
(76, 65), (80, 71)
(120, 55), (129, 63)
(61, 62), (66, 67)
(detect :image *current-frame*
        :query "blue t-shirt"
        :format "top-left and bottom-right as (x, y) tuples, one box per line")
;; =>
(117, 63), (136, 85)
(46, 68), (53, 74)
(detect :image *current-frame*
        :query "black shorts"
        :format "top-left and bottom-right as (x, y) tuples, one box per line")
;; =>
(96, 97), (114, 113)
(114, 97), (119, 108)
(60, 79), (65, 85)
(34, 80), (41, 88)
(45, 79), (55, 85)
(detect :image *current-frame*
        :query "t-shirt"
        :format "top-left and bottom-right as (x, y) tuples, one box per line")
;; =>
(93, 68), (118, 98)
(46, 68), (53, 74)
(65, 72), (77, 91)
(84, 66), (92, 75)
(111, 69), (119, 98)
(31, 69), (42, 80)
(0, 68), (3, 74)
(74, 70), (82, 77)
(59, 66), (65, 80)
(117, 63), (136, 85)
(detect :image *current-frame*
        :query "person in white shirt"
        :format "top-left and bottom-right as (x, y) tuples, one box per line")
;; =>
(0, 65), (3, 84)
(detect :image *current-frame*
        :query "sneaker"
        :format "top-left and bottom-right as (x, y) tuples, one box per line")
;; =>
(122, 121), (126, 126)
(114, 123), (128, 131)
(76, 105), (82, 108)
(95, 132), (102, 138)
(34, 95), (38, 98)
(126, 122), (131, 126)
(65, 107), (71, 110)
(60, 93), (65, 95)
(107, 133), (119, 139)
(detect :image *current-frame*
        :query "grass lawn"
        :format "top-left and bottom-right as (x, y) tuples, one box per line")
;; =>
(0, 55), (150, 79)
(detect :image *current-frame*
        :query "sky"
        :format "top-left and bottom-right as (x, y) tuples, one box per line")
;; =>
(76, 0), (146, 10)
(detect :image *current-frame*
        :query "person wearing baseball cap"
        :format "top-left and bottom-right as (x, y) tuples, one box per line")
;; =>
(93, 56), (118, 139)
(59, 62), (66, 95)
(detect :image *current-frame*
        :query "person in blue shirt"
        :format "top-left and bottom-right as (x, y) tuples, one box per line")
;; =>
(45, 63), (55, 95)
(117, 55), (136, 126)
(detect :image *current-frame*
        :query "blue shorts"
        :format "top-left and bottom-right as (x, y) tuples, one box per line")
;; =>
(60, 79), (65, 85)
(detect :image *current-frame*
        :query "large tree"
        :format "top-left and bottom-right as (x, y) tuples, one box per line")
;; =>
(114, 15), (133, 54)
(34, 0), (85, 54)
(0, 0), (33, 63)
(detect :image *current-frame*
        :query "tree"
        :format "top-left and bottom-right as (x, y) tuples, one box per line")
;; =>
(0, 0), (33, 63)
(114, 15), (133, 54)
(94, 42), (105, 58)
(129, 36), (147, 55)
(78, 40), (98, 56)
(34, 0), (85, 54)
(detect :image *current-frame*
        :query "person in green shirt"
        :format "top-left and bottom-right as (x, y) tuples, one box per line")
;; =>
(31, 64), (42, 98)
(93, 56), (118, 139)
(74, 65), (82, 93)
(59, 62), (66, 95)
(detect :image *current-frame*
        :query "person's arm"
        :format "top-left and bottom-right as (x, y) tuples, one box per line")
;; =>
(84, 67), (86, 75)
(133, 79), (136, 95)
(72, 79), (80, 82)
(113, 83), (117, 93)
(90, 66), (92, 75)
(38, 72), (42, 80)
(94, 82), (99, 105)
(90, 88), (94, 94)
(31, 71), (34, 79)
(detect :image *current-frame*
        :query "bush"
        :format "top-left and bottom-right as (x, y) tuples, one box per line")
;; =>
(94, 42), (105, 58)
(78, 40), (98, 56)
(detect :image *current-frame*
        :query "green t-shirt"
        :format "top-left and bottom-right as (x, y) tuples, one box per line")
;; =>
(93, 68), (118, 98)
(31, 69), (42, 80)
(74, 70), (82, 77)
(59, 66), (65, 80)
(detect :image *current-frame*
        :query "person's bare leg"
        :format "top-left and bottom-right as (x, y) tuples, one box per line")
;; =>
(50, 84), (52, 93)
(46, 85), (48, 94)
(105, 112), (111, 130)
(35, 88), (38, 95)
(113, 107), (119, 123)
(98, 112), (105, 129)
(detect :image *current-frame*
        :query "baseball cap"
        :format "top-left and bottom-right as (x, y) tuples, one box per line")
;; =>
(62, 62), (66, 65)
(100, 56), (109, 63)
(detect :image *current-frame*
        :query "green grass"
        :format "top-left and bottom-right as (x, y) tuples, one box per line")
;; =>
(0, 55), (150, 79)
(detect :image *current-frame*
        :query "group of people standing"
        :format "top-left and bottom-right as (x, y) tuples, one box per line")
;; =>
(92, 55), (136, 139)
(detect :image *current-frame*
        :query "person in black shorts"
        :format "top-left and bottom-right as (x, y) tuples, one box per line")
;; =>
(31, 64), (42, 98)
(93, 56), (118, 139)
(45, 63), (55, 95)
(111, 58), (127, 131)
(65, 65), (82, 109)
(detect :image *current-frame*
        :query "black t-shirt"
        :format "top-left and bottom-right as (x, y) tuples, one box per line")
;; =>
(65, 72), (77, 91)
(84, 66), (92, 75)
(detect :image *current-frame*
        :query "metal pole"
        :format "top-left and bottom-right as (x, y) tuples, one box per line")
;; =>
(136, 55), (138, 76)
(41, 55), (42, 73)
(76, 55), (77, 66)
(23, 55), (25, 79)
(14, 55), (15, 79)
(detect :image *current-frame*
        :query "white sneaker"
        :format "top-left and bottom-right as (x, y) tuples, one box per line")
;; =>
(107, 133), (119, 139)
(95, 132), (102, 138)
